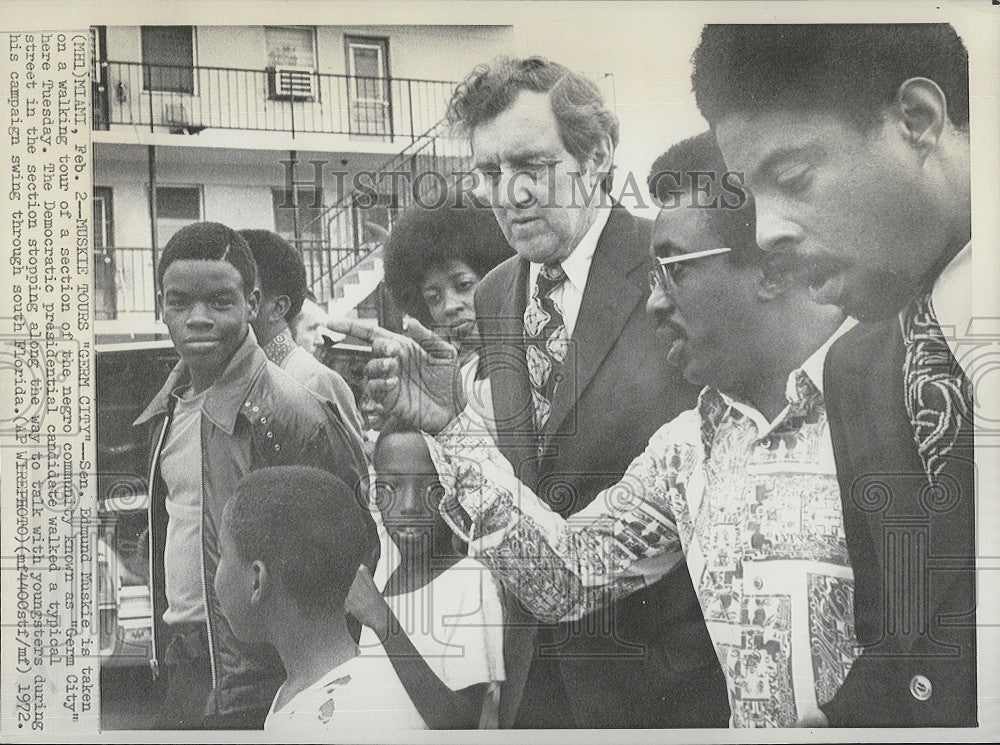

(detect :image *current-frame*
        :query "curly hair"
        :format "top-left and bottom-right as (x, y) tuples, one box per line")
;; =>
(447, 56), (619, 190)
(382, 192), (514, 326)
(692, 24), (969, 131)
(223, 466), (375, 613)
(158, 222), (257, 296)
(238, 229), (307, 322)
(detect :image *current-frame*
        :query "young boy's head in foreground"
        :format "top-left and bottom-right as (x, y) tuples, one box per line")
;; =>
(214, 465), (375, 645)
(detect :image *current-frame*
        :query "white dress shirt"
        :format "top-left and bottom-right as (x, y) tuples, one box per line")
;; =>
(460, 207), (613, 431)
(526, 206), (611, 338)
(930, 241), (972, 372)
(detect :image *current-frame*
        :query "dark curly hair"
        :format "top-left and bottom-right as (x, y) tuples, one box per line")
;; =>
(447, 56), (619, 192)
(223, 466), (375, 613)
(382, 192), (514, 326)
(648, 131), (763, 267)
(692, 24), (969, 131)
(238, 229), (307, 322)
(158, 222), (257, 297)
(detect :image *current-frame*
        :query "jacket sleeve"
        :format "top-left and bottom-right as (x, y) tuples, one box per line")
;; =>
(299, 406), (377, 557)
(424, 412), (698, 623)
(311, 367), (366, 445)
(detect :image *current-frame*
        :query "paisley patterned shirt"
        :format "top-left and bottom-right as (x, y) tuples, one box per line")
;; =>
(427, 321), (860, 727)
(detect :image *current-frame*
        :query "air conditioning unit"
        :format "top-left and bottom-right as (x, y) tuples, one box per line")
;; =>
(162, 102), (206, 135)
(269, 66), (316, 100)
(162, 102), (189, 126)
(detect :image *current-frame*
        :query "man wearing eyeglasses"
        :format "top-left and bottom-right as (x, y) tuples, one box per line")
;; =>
(445, 56), (725, 730)
(342, 57), (722, 729)
(415, 131), (856, 727)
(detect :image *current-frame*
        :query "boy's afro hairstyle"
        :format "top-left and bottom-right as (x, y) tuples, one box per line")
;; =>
(382, 191), (514, 326)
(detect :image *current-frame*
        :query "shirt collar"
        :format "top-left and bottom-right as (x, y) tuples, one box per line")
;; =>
(261, 328), (297, 367)
(930, 240), (972, 341)
(529, 205), (612, 292)
(134, 327), (267, 435)
(703, 317), (857, 437)
(791, 316), (858, 401)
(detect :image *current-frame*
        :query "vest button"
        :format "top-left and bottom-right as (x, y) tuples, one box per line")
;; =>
(909, 674), (932, 701)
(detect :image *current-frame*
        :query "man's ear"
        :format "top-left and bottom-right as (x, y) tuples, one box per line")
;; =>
(585, 133), (614, 188)
(250, 560), (270, 605)
(246, 286), (260, 322)
(891, 77), (949, 157)
(271, 295), (292, 323)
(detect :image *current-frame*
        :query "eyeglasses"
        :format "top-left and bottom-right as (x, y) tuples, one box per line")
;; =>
(648, 246), (733, 292)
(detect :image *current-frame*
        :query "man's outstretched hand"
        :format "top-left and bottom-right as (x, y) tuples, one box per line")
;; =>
(327, 316), (465, 434)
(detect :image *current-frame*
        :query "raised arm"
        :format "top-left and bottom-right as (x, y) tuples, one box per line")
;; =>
(424, 408), (701, 623)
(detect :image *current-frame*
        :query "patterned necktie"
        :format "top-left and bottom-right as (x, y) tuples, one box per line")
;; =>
(901, 293), (974, 481)
(524, 263), (569, 442)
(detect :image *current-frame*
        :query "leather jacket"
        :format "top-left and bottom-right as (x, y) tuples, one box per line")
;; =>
(135, 331), (369, 719)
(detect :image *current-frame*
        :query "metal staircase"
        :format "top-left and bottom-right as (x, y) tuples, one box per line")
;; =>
(294, 119), (473, 319)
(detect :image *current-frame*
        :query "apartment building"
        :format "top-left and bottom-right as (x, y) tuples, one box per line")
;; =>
(90, 24), (513, 339)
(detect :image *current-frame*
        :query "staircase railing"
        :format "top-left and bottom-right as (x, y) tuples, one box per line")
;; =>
(293, 119), (473, 301)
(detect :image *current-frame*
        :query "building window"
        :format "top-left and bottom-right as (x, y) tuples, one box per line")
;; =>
(155, 185), (202, 245)
(91, 26), (109, 130)
(141, 26), (195, 93)
(352, 192), (398, 247)
(345, 36), (391, 136)
(265, 26), (317, 70)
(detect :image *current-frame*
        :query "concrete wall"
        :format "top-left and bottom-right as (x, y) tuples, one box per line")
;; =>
(92, 144), (425, 250)
(99, 25), (510, 141)
(95, 148), (293, 246)
(103, 25), (511, 81)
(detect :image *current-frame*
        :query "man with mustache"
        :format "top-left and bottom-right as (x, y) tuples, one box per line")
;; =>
(347, 132), (856, 726)
(691, 23), (976, 726)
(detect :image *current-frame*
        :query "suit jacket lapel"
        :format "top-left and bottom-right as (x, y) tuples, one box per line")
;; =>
(544, 206), (648, 440)
(484, 259), (539, 485)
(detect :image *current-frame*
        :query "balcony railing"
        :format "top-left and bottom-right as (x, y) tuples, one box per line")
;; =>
(93, 60), (458, 140)
(94, 122), (474, 324)
(293, 121), (473, 300)
(96, 241), (373, 321)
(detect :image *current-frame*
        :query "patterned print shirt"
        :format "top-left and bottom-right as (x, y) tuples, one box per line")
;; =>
(426, 321), (860, 727)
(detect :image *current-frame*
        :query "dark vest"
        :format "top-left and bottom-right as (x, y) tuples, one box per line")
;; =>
(823, 319), (976, 726)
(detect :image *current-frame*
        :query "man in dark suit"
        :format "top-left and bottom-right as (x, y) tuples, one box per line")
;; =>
(692, 24), (976, 726)
(340, 57), (726, 728)
(440, 56), (726, 729)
